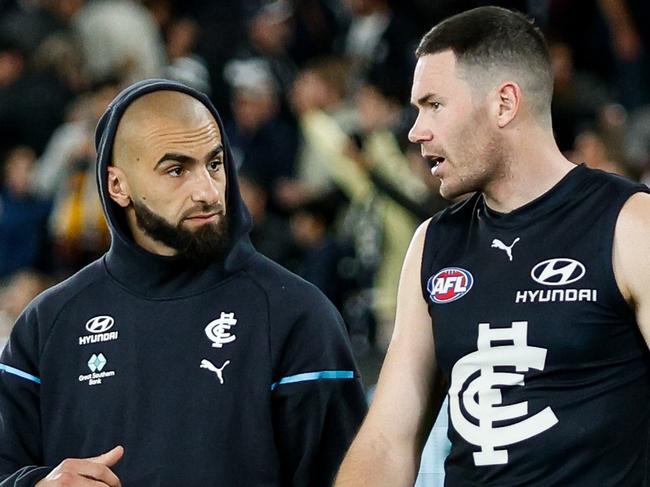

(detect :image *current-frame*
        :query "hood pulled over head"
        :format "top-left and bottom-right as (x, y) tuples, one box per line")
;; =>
(94, 79), (255, 294)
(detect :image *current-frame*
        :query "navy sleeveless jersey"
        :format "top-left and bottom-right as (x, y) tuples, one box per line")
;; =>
(420, 164), (650, 486)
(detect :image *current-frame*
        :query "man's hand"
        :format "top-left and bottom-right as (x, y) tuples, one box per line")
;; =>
(35, 446), (124, 487)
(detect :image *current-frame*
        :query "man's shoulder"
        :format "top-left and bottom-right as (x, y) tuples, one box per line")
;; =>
(421, 193), (479, 246)
(429, 193), (477, 224)
(246, 254), (330, 298)
(26, 259), (107, 319)
(580, 164), (647, 194)
(245, 254), (337, 312)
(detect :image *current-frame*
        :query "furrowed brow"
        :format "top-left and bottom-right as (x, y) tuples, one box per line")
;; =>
(154, 153), (196, 170)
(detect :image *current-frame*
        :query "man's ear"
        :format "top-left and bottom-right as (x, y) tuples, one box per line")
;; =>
(493, 81), (521, 128)
(107, 165), (131, 208)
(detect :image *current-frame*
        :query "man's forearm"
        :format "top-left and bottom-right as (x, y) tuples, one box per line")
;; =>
(335, 433), (420, 487)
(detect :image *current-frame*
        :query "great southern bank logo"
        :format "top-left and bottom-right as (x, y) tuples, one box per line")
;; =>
(428, 268), (474, 304)
(79, 352), (116, 387)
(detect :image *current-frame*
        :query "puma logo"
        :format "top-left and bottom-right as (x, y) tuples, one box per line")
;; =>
(491, 237), (520, 262)
(200, 359), (230, 384)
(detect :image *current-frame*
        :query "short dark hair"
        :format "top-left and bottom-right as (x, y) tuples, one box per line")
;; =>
(416, 6), (553, 120)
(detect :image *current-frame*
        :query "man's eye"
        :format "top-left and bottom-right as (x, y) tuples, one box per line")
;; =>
(208, 160), (223, 172)
(430, 101), (441, 110)
(167, 167), (183, 177)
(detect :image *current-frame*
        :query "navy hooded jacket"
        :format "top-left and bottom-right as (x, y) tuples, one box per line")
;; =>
(0, 80), (367, 486)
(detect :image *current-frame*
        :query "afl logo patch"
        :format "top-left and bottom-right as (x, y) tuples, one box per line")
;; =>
(427, 268), (474, 304)
(85, 316), (115, 334)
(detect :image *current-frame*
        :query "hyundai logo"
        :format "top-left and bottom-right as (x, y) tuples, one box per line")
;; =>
(85, 316), (115, 334)
(531, 258), (585, 286)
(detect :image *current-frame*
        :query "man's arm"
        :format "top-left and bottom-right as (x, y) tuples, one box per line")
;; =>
(613, 191), (650, 344)
(1, 307), (123, 487)
(268, 276), (367, 487)
(335, 220), (447, 487)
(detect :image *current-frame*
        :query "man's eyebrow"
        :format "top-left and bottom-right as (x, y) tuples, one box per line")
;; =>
(411, 93), (438, 108)
(153, 144), (224, 169)
(206, 144), (224, 162)
(154, 152), (195, 169)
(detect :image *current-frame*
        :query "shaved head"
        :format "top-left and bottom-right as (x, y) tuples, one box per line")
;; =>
(112, 91), (219, 168)
(105, 89), (228, 262)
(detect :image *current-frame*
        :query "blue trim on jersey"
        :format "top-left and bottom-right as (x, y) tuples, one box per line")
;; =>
(0, 363), (41, 384)
(271, 370), (354, 391)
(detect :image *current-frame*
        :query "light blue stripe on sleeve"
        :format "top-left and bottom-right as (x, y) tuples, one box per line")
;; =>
(0, 363), (41, 384)
(271, 370), (354, 391)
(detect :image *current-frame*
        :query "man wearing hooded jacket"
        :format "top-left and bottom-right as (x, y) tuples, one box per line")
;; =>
(0, 79), (367, 487)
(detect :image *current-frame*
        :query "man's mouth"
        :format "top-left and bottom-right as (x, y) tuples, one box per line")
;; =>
(424, 155), (446, 174)
(184, 213), (220, 224)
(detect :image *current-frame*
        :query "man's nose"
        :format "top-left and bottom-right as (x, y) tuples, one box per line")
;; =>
(408, 113), (433, 144)
(191, 168), (222, 204)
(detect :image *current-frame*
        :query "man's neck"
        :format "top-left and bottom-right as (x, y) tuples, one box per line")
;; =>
(483, 128), (575, 213)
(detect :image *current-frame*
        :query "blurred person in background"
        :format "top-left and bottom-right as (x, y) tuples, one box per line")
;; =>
(597, 0), (650, 111)
(289, 58), (439, 350)
(287, 0), (344, 66)
(163, 15), (211, 94)
(0, 146), (52, 280)
(625, 105), (650, 184)
(279, 57), (356, 209)
(0, 271), (50, 352)
(341, 0), (418, 93)
(238, 168), (298, 269)
(0, 0), (80, 60)
(548, 38), (612, 153)
(231, 0), (299, 121)
(32, 77), (120, 276)
(290, 190), (352, 311)
(224, 57), (298, 211)
(571, 128), (629, 177)
(0, 35), (73, 155)
(73, 0), (166, 83)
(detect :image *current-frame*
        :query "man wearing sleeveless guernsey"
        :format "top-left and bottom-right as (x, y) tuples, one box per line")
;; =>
(336, 6), (650, 486)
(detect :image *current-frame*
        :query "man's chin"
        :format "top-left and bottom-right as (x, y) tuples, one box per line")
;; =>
(178, 218), (230, 265)
(132, 199), (229, 263)
(439, 181), (460, 201)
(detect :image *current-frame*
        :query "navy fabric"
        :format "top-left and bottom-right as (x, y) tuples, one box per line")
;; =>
(0, 79), (366, 487)
(421, 164), (650, 486)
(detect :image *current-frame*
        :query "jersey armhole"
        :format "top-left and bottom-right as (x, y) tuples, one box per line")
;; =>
(604, 187), (650, 316)
(420, 218), (438, 305)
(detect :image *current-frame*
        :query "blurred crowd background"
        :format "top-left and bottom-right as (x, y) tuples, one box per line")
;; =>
(1, 0), (650, 363)
(1, 1), (650, 485)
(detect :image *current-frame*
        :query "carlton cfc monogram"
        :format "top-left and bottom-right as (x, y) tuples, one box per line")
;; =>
(205, 312), (238, 348)
(448, 321), (559, 466)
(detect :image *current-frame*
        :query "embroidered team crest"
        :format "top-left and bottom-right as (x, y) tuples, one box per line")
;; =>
(427, 267), (474, 304)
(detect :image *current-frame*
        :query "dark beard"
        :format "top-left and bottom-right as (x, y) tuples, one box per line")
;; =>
(132, 199), (230, 266)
